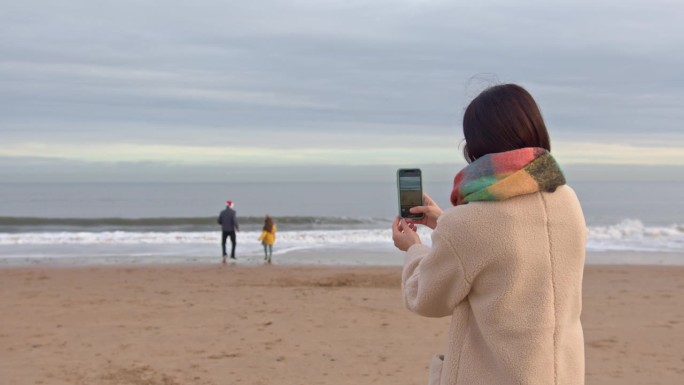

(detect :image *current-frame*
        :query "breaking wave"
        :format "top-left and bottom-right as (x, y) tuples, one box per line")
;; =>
(0, 218), (682, 252)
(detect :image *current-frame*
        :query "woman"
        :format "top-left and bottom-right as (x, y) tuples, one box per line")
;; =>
(392, 84), (586, 384)
(258, 215), (277, 264)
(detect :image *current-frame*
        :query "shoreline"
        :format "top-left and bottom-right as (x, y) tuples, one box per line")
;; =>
(1, 249), (683, 268)
(2, 264), (683, 384)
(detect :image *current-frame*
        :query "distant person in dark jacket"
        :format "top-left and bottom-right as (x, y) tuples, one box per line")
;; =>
(217, 200), (239, 263)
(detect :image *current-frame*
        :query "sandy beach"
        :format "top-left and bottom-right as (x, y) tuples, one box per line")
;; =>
(1, 264), (683, 385)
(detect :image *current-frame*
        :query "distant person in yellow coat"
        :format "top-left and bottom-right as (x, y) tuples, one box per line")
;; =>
(258, 215), (277, 264)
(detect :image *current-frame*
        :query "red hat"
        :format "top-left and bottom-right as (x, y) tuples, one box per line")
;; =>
(226, 200), (234, 207)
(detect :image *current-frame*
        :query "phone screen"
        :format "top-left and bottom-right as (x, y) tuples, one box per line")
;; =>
(397, 169), (424, 218)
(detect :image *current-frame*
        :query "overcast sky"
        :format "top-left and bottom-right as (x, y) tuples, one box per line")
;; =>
(1, 0), (683, 182)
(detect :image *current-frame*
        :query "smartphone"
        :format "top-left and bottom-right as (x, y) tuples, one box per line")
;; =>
(397, 168), (424, 219)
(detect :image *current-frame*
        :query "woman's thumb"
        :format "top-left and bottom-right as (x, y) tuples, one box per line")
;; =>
(409, 206), (427, 213)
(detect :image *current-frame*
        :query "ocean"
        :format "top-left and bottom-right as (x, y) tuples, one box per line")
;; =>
(1, 182), (683, 266)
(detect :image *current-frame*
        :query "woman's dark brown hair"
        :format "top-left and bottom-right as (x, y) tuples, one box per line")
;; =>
(462, 84), (551, 162)
(263, 215), (274, 232)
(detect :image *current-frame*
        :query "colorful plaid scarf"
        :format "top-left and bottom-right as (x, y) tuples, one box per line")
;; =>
(450, 147), (566, 206)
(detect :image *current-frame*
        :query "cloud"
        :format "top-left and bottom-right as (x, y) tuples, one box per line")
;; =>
(2, 137), (683, 168)
(1, 156), (682, 184)
(554, 141), (684, 166)
(1, 0), (683, 181)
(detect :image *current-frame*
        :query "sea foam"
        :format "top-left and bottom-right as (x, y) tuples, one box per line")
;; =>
(0, 219), (682, 253)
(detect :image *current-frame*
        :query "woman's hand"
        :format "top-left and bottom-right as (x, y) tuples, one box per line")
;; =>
(405, 193), (442, 230)
(392, 216), (421, 251)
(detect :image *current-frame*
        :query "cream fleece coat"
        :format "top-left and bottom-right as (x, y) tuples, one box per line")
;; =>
(403, 185), (586, 385)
